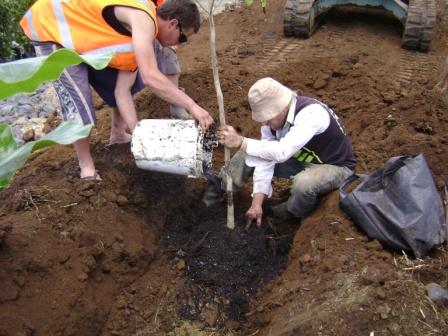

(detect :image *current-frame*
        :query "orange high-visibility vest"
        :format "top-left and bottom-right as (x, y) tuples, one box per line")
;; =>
(20, 0), (157, 71)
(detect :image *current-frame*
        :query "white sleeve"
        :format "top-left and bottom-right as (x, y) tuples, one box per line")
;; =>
(245, 104), (330, 162)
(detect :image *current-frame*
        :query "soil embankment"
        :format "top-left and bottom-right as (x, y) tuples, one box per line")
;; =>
(1, 1), (448, 335)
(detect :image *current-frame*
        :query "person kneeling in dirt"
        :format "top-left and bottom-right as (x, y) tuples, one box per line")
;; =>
(203, 77), (356, 228)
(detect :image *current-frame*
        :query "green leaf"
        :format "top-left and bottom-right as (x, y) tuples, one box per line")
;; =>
(0, 49), (112, 100)
(0, 121), (92, 191)
(244, 0), (254, 5)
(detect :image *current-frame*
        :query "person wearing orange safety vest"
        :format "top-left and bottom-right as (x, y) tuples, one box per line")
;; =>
(20, 0), (213, 180)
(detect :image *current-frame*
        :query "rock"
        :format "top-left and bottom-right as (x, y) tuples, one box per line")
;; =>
(359, 266), (388, 286)
(313, 78), (328, 90)
(426, 283), (448, 306)
(77, 272), (89, 281)
(202, 303), (219, 327)
(102, 190), (118, 203)
(22, 129), (35, 142)
(117, 195), (128, 206)
(375, 288), (387, 300)
(0, 281), (20, 302)
(376, 303), (391, 320)
(175, 259), (186, 271)
(225, 320), (240, 330)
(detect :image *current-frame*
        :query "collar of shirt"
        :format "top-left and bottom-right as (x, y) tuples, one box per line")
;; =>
(274, 94), (297, 138)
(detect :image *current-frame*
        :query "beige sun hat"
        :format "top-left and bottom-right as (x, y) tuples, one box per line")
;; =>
(248, 77), (294, 122)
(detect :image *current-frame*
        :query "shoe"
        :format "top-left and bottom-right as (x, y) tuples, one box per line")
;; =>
(265, 202), (297, 225)
(202, 171), (224, 206)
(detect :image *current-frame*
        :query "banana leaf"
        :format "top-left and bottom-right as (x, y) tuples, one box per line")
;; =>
(0, 49), (112, 100)
(0, 121), (92, 191)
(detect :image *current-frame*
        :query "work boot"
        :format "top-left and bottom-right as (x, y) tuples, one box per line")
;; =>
(170, 87), (192, 120)
(266, 202), (297, 225)
(202, 181), (224, 206)
(202, 170), (224, 206)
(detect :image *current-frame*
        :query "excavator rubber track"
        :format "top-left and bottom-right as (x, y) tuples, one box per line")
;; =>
(401, 0), (436, 51)
(284, 0), (317, 38)
(284, 0), (437, 52)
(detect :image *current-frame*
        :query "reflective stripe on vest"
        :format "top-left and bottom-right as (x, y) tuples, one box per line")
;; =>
(52, 0), (74, 50)
(23, 11), (39, 42)
(293, 147), (323, 164)
(84, 43), (133, 55)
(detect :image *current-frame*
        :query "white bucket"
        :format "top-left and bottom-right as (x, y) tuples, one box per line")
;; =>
(131, 119), (214, 178)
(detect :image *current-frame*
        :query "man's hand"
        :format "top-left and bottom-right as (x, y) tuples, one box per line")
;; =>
(189, 105), (214, 131)
(218, 125), (244, 149)
(246, 204), (263, 229)
(245, 193), (265, 229)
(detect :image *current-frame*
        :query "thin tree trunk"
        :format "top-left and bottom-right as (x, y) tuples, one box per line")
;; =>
(198, 0), (235, 229)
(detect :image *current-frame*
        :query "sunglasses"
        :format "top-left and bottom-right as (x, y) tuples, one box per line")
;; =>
(178, 23), (188, 44)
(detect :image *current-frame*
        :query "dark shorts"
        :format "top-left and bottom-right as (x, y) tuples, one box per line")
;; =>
(90, 41), (180, 107)
(34, 41), (180, 125)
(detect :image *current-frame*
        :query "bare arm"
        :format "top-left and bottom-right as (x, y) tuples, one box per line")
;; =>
(113, 7), (213, 130)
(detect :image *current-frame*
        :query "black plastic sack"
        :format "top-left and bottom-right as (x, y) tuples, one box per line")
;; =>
(339, 154), (445, 258)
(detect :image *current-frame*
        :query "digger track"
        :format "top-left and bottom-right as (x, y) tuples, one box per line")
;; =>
(284, 0), (317, 38)
(401, 0), (437, 51)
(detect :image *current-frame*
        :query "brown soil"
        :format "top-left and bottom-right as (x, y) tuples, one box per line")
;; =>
(1, 1), (448, 335)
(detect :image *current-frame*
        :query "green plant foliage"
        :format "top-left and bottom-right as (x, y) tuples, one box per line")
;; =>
(0, 0), (34, 60)
(0, 48), (111, 191)
(0, 49), (112, 100)
(0, 121), (93, 191)
(244, 0), (268, 8)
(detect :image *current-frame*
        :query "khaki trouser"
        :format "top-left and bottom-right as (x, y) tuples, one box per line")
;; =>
(221, 151), (353, 218)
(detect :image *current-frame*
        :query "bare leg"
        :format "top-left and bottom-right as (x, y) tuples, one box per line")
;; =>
(109, 107), (133, 145)
(75, 137), (101, 180)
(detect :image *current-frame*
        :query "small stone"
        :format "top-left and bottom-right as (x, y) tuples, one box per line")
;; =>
(376, 304), (391, 320)
(313, 78), (328, 89)
(0, 282), (20, 301)
(22, 129), (35, 142)
(202, 304), (219, 327)
(225, 320), (240, 330)
(426, 283), (448, 306)
(117, 195), (128, 206)
(13, 275), (26, 287)
(300, 254), (311, 264)
(376, 288), (387, 300)
(77, 272), (88, 281)
(387, 322), (401, 333)
(176, 259), (186, 270)
(116, 296), (127, 309)
(102, 191), (118, 202)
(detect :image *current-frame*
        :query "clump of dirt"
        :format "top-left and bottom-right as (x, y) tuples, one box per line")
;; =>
(163, 202), (297, 326)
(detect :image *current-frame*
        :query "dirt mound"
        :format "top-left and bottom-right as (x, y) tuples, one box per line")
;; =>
(1, 1), (448, 335)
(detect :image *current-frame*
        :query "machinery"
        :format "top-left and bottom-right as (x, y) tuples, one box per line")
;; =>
(283, 0), (437, 51)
